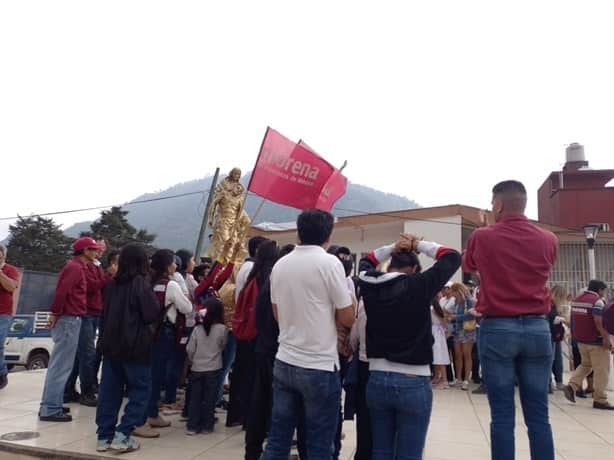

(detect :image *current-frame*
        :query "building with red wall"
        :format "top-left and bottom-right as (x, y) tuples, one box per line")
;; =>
(538, 143), (614, 230)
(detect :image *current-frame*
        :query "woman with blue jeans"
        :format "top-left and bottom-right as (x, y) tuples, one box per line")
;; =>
(358, 234), (461, 459)
(95, 244), (161, 453)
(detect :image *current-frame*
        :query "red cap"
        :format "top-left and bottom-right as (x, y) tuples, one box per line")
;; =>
(73, 237), (104, 252)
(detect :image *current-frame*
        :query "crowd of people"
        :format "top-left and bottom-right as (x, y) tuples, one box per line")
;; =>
(0, 179), (613, 459)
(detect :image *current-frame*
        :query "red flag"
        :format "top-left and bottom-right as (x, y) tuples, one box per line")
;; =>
(298, 140), (348, 212)
(248, 128), (348, 211)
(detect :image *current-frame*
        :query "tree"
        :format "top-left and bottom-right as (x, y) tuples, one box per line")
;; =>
(7, 216), (73, 273)
(81, 206), (157, 255)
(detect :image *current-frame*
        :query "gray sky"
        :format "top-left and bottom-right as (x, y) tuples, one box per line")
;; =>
(1, 1), (613, 240)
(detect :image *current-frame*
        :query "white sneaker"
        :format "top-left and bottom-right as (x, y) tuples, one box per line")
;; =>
(462, 381), (469, 391)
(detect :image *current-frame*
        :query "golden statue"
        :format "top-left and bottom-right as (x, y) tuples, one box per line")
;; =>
(206, 168), (250, 263)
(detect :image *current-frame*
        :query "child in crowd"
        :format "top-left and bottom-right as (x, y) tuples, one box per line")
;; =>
(431, 295), (450, 389)
(185, 298), (228, 435)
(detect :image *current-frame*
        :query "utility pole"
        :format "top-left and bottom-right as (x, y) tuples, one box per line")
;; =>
(195, 168), (220, 259)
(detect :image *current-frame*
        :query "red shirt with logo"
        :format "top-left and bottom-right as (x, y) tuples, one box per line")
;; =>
(50, 256), (88, 316)
(0, 263), (20, 315)
(462, 214), (558, 317)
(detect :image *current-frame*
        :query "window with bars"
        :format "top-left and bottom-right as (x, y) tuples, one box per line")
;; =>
(550, 242), (614, 296)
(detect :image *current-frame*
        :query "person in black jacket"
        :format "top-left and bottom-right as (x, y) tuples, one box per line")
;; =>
(95, 244), (161, 454)
(358, 233), (461, 459)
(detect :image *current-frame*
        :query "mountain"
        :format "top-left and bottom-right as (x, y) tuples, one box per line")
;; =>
(65, 173), (419, 251)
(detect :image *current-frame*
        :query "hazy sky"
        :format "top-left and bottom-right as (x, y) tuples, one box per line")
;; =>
(1, 1), (613, 240)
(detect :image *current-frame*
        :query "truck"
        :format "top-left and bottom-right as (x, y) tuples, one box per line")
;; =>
(4, 312), (53, 370)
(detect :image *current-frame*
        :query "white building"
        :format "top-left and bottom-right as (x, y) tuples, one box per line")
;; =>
(250, 204), (614, 293)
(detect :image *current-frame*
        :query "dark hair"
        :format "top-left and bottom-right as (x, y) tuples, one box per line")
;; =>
(247, 240), (279, 287)
(588, 279), (607, 293)
(279, 244), (295, 258)
(107, 250), (120, 267)
(73, 249), (84, 256)
(492, 180), (527, 196)
(192, 264), (208, 281)
(327, 245), (351, 257)
(431, 296), (445, 320)
(492, 180), (527, 213)
(248, 236), (267, 258)
(200, 297), (224, 335)
(297, 209), (334, 246)
(175, 249), (193, 276)
(389, 248), (421, 271)
(150, 249), (175, 284)
(115, 244), (149, 284)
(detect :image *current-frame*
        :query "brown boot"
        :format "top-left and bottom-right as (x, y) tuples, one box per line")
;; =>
(147, 416), (171, 428)
(132, 425), (160, 438)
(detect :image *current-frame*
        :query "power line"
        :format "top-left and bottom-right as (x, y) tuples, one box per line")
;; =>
(1, 191), (608, 239)
(0, 191), (209, 221)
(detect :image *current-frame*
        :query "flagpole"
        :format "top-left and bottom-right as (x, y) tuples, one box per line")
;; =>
(195, 167), (220, 259)
(251, 198), (267, 223)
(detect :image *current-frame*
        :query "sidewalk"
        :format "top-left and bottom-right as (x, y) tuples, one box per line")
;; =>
(0, 370), (612, 459)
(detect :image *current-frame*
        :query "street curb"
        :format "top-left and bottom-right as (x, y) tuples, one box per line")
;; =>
(0, 441), (112, 459)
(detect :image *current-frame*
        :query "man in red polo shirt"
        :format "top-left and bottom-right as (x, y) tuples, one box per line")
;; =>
(0, 244), (20, 390)
(463, 180), (558, 460)
(39, 237), (103, 422)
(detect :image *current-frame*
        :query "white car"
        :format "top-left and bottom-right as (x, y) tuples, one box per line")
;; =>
(5, 312), (54, 370)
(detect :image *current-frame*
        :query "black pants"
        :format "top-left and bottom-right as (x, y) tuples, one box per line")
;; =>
(187, 369), (221, 432)
(354, 361), (372, 460)
(245, 352), (275, 460)
(333, 355), (349, 459)
(226, 338), (256, 427)
(471, 342), (481, 383)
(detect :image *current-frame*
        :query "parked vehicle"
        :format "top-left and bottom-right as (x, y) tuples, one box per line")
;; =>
(5, 312), (53, 370)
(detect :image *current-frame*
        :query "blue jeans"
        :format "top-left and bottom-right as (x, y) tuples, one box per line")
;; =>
(96, 359), (151, 440)
(187, 369), (221, 432)
(479, 317), (554, 460)
(552, 341), (563, 384)
(65, 314), (99, 395)
(40, 316), (81, 417)
(145, 324), (175, 420)
(366, 371), (432, 460)
(0, 315), (11, 378)
(263, 359), (340, 460)
(164, 342), (185, 404)
(217, 331), (237, 404)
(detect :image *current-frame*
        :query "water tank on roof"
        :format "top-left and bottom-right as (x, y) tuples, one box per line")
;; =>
(566, 143), (585, 163)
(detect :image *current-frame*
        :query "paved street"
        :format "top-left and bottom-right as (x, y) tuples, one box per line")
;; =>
(0, 370), (612, 460)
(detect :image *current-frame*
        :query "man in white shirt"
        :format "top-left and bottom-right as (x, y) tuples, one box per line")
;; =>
(263, 209), (355, 460)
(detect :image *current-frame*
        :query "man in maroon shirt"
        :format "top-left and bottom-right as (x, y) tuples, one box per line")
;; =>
(64, 242), (116, 407)
(463, 181), (558, 460)
(0, 244), (20, 390)
(39, 237), (103, 422)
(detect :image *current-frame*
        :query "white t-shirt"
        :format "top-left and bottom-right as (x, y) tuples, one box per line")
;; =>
(439, 296), (455, 312)
(234, 260), (254, 303)
(154, 279), (193, 325)
(270, 245), (353, 372)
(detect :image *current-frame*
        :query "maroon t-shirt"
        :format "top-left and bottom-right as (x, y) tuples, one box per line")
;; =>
(51, 257), (88, 316)
(0, 263), (20, 315)
(462, 214), (558, 317)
